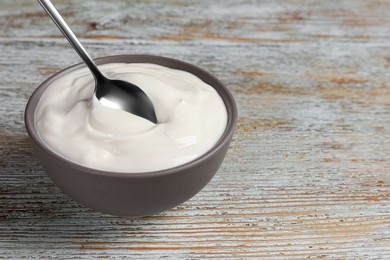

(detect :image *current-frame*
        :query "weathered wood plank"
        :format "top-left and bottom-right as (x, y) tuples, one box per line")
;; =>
(1, 0), (389, 259)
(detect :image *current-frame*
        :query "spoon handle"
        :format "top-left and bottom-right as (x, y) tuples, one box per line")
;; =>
(37, 0), (105, 81)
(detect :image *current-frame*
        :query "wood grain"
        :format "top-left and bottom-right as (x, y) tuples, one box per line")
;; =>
(1, 0), (389, 258)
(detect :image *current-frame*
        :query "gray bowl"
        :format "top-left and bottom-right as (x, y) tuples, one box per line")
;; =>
(25, 55), (237, 216)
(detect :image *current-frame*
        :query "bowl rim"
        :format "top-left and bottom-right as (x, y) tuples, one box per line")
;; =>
(25, 54), (238, 178)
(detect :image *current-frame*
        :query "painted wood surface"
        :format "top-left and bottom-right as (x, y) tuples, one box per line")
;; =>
(1, 0), (389, 258)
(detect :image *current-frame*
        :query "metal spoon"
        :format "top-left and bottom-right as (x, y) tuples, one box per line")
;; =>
(37, 0), (158, 123)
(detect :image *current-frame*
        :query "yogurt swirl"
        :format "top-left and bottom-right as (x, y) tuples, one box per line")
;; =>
(34, 63), (227, 172)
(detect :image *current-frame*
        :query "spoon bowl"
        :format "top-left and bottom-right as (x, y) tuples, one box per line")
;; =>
(37, 0), (157, 123)
(95, 76), (157, 123)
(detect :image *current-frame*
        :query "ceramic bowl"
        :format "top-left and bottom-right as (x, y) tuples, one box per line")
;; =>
(25, 55), (237, 216)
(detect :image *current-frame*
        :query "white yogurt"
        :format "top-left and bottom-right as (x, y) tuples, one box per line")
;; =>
(34, 63), (227, 172)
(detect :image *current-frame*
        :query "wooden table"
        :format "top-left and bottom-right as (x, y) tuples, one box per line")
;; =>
(1, 0), (389, 258)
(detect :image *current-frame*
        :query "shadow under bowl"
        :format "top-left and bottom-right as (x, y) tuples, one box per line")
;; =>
(25, 54), (238, 216)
